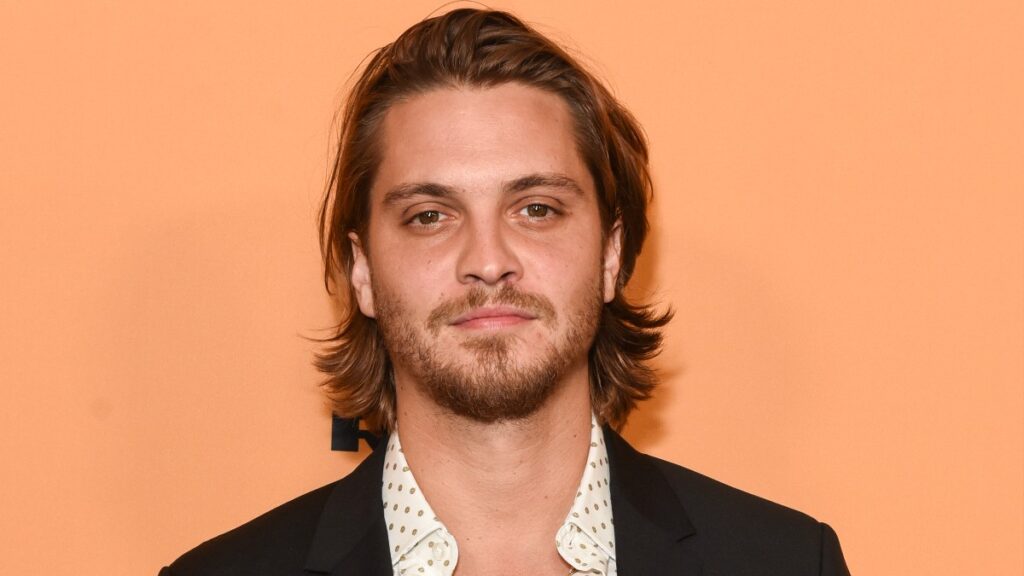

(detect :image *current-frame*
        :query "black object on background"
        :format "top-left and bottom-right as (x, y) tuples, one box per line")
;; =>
(331, 415), (380, 452)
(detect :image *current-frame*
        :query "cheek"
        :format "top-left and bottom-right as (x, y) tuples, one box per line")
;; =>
(529, 236), (603, 292)
(369, 244), (454, 310)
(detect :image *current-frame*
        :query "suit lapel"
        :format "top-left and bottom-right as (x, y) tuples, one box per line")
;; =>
(605, 427), (703, 576)
(304, 438), (393, 575)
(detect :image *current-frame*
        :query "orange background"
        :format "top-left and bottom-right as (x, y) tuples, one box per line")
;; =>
(1, 1), (1021, 574)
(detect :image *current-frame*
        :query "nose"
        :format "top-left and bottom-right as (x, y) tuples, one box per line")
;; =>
(456, 218), (523, 286)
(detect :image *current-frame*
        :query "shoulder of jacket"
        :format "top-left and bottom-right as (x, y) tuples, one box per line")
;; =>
(647, 453), (826, 545)
(161, 479), (340, 575)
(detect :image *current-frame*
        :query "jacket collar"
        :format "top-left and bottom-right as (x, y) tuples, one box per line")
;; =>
(304, 438), (392, 574)
(604, 426), (703, 576)
(304, 427), (702, 575)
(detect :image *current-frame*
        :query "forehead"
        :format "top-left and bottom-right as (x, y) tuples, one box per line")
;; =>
(372, 83), (590, 198)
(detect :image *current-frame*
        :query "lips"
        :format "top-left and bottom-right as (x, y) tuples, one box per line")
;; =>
(425, 286), (556, 333)
(450, 306), (537, 328)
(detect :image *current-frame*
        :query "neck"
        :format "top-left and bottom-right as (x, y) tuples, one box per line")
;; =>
(393, 358), (593, 560)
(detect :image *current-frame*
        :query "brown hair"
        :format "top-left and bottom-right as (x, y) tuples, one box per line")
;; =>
(317, 8), (671, 432)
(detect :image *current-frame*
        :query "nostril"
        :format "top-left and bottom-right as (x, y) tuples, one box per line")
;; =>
(455, 226), (524, 285)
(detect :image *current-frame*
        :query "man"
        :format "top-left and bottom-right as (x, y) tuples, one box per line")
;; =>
(163, 8), (850, 575)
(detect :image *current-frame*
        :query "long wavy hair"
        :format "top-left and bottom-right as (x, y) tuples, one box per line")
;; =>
(317, 8), (672, 433)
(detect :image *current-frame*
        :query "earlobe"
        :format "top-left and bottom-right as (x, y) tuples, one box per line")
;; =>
(602, 221), (623, 303)
(348, 232), (376, 318)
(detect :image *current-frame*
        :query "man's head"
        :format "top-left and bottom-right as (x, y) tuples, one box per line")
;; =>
(318, 8), (670, 432)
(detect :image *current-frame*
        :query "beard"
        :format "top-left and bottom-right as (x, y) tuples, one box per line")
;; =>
(373, 281), (603, 423)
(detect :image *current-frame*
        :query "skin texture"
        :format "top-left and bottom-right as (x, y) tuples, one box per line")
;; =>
(350, 83), (622, 575)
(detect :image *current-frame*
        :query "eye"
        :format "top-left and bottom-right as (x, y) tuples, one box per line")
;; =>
(411, 210), (443, 226)
(521, 203), (553, 218)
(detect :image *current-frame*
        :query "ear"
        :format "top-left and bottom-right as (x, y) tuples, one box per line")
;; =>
(602, 220), (623, 303)
(348, 232), (376, 318)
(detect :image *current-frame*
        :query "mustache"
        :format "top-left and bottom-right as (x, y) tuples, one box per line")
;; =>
(426, 285), (557, 333)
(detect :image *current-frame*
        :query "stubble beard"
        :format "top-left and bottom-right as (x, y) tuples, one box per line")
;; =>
(373, 281), (603, 423)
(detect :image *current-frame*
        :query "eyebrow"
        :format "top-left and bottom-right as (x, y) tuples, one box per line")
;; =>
(382, 182), (456, 205)
(381, 172), (585, 205)
(503, 173), (585, 196)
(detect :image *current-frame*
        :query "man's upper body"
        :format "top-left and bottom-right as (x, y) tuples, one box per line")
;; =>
(162, 424), (848, 576)
(163, 9), (850, 575)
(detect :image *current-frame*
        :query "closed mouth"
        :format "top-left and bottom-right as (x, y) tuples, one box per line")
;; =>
(450, 306), (537, 326)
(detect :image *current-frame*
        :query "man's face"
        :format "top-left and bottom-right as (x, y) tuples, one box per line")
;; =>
(350, 83), (621, 422)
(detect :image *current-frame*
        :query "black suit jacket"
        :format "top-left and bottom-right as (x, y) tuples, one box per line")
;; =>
(162, 428), (851, 575)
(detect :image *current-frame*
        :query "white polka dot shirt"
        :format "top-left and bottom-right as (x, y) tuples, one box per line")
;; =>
(382, 415), (617, 575)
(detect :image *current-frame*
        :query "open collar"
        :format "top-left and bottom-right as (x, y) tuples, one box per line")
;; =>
(303, 427), (702, 576)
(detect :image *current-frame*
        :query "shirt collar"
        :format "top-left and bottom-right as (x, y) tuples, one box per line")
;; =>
(555, 415), (617, 571)
(381, 432), (456, 570)
(381, 414), (617, 572)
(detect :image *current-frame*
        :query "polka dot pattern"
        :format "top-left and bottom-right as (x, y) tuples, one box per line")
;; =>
(554, 416), (617, 575)
(382, 414), (616, 576)
(382, 433), (458, 576)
